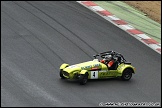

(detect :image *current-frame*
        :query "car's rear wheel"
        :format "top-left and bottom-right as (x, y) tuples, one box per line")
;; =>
(121, 68), (132, 81)
(60, 69), (65, 79)
(79, 73), (88, 85)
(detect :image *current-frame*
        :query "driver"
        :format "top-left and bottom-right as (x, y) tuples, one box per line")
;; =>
(100, 55), (114, 68)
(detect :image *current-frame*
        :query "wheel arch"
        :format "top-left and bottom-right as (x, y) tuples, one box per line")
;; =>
(60, 63), (69, 70)
(118, 64), (135, 74)
(80, 70), (89, 75)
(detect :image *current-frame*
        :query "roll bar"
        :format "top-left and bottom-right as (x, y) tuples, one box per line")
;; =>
(93, 50), (127, 62)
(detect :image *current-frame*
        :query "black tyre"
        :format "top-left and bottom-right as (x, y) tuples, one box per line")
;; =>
(60, 69), (65, 79)
(79, 73), (88, 85)
(121, 69), (132, 81)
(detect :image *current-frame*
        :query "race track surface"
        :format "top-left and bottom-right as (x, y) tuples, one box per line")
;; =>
(1, 1), (161, 107)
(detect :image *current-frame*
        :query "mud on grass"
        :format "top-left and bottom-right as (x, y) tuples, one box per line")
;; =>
(124, 1), (161, 24)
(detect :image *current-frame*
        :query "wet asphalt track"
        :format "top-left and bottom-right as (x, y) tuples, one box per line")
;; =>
(1, 1), (161, 107)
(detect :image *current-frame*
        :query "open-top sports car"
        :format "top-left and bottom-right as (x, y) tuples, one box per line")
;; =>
(59, 51), (135, 85)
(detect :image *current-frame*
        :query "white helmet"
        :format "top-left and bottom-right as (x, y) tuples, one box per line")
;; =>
(105, 55), (112, 60)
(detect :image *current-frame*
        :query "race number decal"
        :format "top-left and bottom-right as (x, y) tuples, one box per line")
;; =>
(91, 71), (98, 79)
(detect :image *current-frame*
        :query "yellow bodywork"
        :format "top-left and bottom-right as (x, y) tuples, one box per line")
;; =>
(60, 59), (135, 79)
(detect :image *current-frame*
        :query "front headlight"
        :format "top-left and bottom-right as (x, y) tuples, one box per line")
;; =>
(62, 71), (69, 77)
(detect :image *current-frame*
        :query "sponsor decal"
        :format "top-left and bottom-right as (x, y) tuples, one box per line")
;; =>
(68, 65), (77, 68)
(81, 64), (100, 70)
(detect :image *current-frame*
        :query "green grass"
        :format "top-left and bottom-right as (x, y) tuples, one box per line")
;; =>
(93, 1), (161, 43)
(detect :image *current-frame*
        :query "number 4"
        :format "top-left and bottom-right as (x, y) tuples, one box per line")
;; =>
(91, 71), (98, 79)
(93, 72), (95, 77)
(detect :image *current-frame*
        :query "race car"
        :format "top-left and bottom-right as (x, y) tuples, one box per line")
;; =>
(59, 51), (135, 85)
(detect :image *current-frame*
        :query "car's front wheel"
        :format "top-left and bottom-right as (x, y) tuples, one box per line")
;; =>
(121, 69), (132, 81)
(60, 69), (65, 79)
(79, 73), (88, 85)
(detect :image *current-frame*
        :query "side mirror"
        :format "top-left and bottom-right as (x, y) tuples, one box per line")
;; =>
(93, 54), (99, 59)
(93, 55), (97, 59)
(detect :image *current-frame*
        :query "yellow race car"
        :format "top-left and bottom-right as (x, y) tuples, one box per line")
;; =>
(60, 51), (135, 85)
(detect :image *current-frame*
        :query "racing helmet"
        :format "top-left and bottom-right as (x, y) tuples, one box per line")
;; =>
(105, 55), (112, 61)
